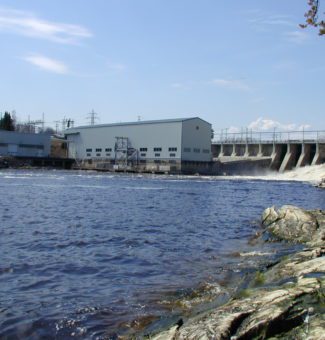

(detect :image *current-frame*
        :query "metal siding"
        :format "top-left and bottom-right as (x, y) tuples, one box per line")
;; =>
(0, 131), (51, 157)
(181, 118), (212, 161)
(66, 122), (183, 160)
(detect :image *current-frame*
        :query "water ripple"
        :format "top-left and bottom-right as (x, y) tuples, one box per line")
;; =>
(0, 169), (323, 338)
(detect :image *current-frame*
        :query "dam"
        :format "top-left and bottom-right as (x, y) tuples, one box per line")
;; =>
(212, 130), (325, 172)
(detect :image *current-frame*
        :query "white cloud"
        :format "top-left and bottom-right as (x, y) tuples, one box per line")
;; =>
(284, 31), (309, 44)
(23, 54), (68, 74)
(248, 117), (311, 131)
(247, 12), (295, 29)
(0, 7), (92, 44)
(228, 126), (240, 133)
(211, 78), (252, 92)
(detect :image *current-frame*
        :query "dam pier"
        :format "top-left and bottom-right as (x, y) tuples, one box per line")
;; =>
(212, 130), (325, 173)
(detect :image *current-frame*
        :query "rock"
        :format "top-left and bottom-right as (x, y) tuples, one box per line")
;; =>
(151, 276), (324, 339)
(150, 325), (178, 340)
(262, 205), (325, 246)
(147, 207), (325, 340)
(150, 250), (325, 340)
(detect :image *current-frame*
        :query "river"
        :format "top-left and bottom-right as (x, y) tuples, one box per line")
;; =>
(0, 169), (324, 339)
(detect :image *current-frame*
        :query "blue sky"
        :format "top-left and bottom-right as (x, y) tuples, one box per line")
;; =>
(0, 0), (324, 133)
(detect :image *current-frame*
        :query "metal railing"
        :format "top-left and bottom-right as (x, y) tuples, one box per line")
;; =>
(213, 130), (325, 144)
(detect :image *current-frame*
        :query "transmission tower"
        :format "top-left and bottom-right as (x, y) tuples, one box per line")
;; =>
(87, 109), (99, 125)
(61, 117), (75, 133)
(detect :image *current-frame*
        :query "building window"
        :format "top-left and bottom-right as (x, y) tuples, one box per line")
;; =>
(140, 160), (146, 164)
(106, 153), (111, 157)
(140, 153), (146, 157)
(168, 147), (177, 152)
(96, 148), (102, 152)
(193, 148), (200, 153)
(86, 148), (92, 152)
(140, 147), (147, 152)
(105, 148), (112, 152)
(155, 153), (160, 157)
(19, 144), (44, 149)
(87, 153), (91, 157)
(96, 153), (101, 157)
(184, 147), (191, 152)
(169, 160), (176, 164)
(154, 147), (162, 152)
(154, 160), (161, 164)
(203, 149), (210, 154)
(196, 126), (199, 130)
(169, 153), (176, 157)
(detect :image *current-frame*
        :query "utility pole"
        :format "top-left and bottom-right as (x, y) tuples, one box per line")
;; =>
(54, 120), (60, 134)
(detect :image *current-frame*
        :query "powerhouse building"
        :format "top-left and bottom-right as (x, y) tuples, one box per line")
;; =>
(0, 130), (51, 157)
(64, 117), (212, 173)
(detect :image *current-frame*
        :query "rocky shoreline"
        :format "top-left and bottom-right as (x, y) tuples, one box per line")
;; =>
(138, 206), (324, 340)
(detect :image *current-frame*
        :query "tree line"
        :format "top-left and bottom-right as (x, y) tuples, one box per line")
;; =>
(0, 112), (15, 131)
(0, 112), (55, 134)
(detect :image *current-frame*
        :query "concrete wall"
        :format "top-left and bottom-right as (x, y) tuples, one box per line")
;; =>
(279, 144), (300, 172)
(311, 143), (325, 165)
(212, 141), (324, 172)
(234, 144), (246, 156)
(219, 158), (272, 175)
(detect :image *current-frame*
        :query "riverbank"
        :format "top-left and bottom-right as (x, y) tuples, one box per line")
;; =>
(139, 205), (325, 339)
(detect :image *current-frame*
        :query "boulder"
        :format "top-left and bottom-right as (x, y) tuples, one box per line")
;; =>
(262, 205), (325, 246)
(149, 247), (325, 340)
(145, 207), (325, 340)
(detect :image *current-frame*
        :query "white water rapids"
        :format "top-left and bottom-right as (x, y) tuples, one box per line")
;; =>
(225, 164), (325, 184)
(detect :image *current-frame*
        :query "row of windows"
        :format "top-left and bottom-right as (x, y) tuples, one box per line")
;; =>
(0, 143), (44, 150)
(183, 147), (210, 153)
(87, 147), (178, 152)
(86, 153), (177, 159)
(150, 147), (178, 152)
(141, 153), (177, 158)
(86, 147), (209, 155)
(86, 148), (112, 153)
(139, 159), (177, 164)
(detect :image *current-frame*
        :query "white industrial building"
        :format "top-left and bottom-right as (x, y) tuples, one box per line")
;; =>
(0, 130), (51, 157)
(64, 117), (212, 173)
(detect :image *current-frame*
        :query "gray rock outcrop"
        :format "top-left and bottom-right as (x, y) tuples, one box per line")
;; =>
(262, 205), (325, 246)
(144, 206), (325, 340)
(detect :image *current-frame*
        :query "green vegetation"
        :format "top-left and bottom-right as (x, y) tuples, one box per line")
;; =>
(235, 289), (252, 299)
(254, 271), (266, 286)
(0, 112), (15, 131)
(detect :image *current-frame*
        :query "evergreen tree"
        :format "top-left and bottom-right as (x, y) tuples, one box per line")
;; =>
(0, 112), (15, 131)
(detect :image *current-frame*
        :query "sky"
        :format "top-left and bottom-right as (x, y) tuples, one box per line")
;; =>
(0, 0), (324, 135)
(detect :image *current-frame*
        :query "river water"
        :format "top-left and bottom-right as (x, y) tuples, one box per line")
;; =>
(0, 170), (324, 339)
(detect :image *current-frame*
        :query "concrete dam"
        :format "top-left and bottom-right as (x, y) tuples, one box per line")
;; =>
(212, 130), (325, 174)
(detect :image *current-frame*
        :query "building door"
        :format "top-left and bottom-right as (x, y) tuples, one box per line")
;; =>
(69, 142), (77, 159)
